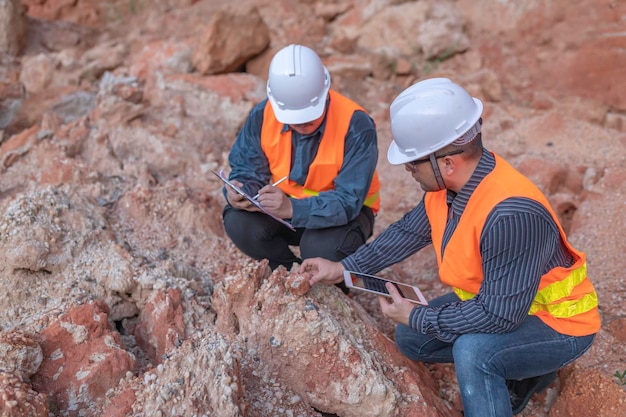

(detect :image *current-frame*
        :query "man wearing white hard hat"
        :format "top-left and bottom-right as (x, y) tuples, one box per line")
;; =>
(301, 78), (599, 416)
(222, 44), (380, 288)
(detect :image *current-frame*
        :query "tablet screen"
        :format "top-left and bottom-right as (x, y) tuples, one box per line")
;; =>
(344, 271), (428, 305)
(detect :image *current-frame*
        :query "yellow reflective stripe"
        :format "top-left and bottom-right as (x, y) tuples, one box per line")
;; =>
(292, 188), (380, 208)
(528, 292), (598, 318)
(533, 262), (588, 305)
(363, 191), (380, 208)
(454, 287), (475, 301)
(301, 189), (319, 197)
(287, 190), (318, 198)
(454, 262), (598, 319)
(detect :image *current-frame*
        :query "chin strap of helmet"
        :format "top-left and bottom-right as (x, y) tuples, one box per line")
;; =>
(429, 153), (446, 190)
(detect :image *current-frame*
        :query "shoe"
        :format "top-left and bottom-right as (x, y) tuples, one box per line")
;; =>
(507, 371), (557, 415)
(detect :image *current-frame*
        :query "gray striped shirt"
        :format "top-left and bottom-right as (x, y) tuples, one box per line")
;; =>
(342, 150), (575, 342)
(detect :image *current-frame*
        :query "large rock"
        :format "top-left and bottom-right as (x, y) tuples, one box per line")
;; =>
(31, 301), (136, 416)
(213, 262), (458, 417)
(191, 5), (270, 75)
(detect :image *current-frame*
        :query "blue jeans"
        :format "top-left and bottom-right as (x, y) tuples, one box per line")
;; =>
(395, 292), (596, 417)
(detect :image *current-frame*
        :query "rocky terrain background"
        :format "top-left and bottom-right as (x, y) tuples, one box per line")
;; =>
(0, 0), (625, 416)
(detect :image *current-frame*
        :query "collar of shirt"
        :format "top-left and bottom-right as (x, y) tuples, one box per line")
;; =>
(281, 99), (331, 185)
(288, 125), (326, 185)
(446, 148), (495, 217)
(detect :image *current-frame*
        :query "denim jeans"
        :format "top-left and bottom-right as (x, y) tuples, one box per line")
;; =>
(395, 292), (596, 417)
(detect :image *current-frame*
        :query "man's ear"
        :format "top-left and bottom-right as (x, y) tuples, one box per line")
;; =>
(441, 156), (456, 175)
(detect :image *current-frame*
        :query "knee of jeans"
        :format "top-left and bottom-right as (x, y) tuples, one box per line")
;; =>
(452, 335), (480, 366)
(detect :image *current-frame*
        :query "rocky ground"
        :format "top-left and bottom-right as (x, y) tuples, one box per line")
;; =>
(0, 0), (625, 416)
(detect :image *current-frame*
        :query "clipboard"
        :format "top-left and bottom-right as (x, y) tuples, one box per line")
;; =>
(213, 169), (296, 231)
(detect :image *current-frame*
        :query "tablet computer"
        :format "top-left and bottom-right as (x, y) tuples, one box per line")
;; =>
(213, 169), (296, 231)
(343, 270), (428, 305)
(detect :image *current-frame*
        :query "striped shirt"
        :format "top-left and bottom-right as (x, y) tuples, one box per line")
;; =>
(342, 150), (575, 342)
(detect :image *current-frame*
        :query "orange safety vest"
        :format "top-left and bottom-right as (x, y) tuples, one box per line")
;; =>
(260, 90), (380, 213)
(424, 153), (600, 336)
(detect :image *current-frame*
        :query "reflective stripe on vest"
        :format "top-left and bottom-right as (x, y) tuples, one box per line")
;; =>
(454, 262), (598, 318)
(293, 188), (380, 209)
(260, 90), (380, 213)
(426, 152), (600, 336)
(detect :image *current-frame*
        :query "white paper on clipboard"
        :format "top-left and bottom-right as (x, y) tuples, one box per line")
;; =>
(213, 170), (296, 231)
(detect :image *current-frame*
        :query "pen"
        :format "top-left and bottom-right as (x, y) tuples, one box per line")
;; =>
(252, 176), (288, 200)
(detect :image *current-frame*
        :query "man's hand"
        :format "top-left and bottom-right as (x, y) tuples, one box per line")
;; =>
(225, 180), (258, 211)
(299, 257), (345, 286)
(257, 185), (293, 219)
(377, 283), (416, 326)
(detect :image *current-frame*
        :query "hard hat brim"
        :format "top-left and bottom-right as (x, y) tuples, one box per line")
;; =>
(387, 140), (430, 165)
(269, 92), (327, 125)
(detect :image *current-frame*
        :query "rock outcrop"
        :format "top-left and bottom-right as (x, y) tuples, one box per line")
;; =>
(0, 0), (624, 416)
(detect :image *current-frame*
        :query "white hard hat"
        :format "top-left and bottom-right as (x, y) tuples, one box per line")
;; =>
(387, 78), (483, 165)
(266, 44), (331, 125)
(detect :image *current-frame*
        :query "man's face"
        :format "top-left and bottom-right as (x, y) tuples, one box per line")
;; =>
(288, 110), (325, 135)
(403, 149), (464, 192)
(404, 159), (441, 192)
